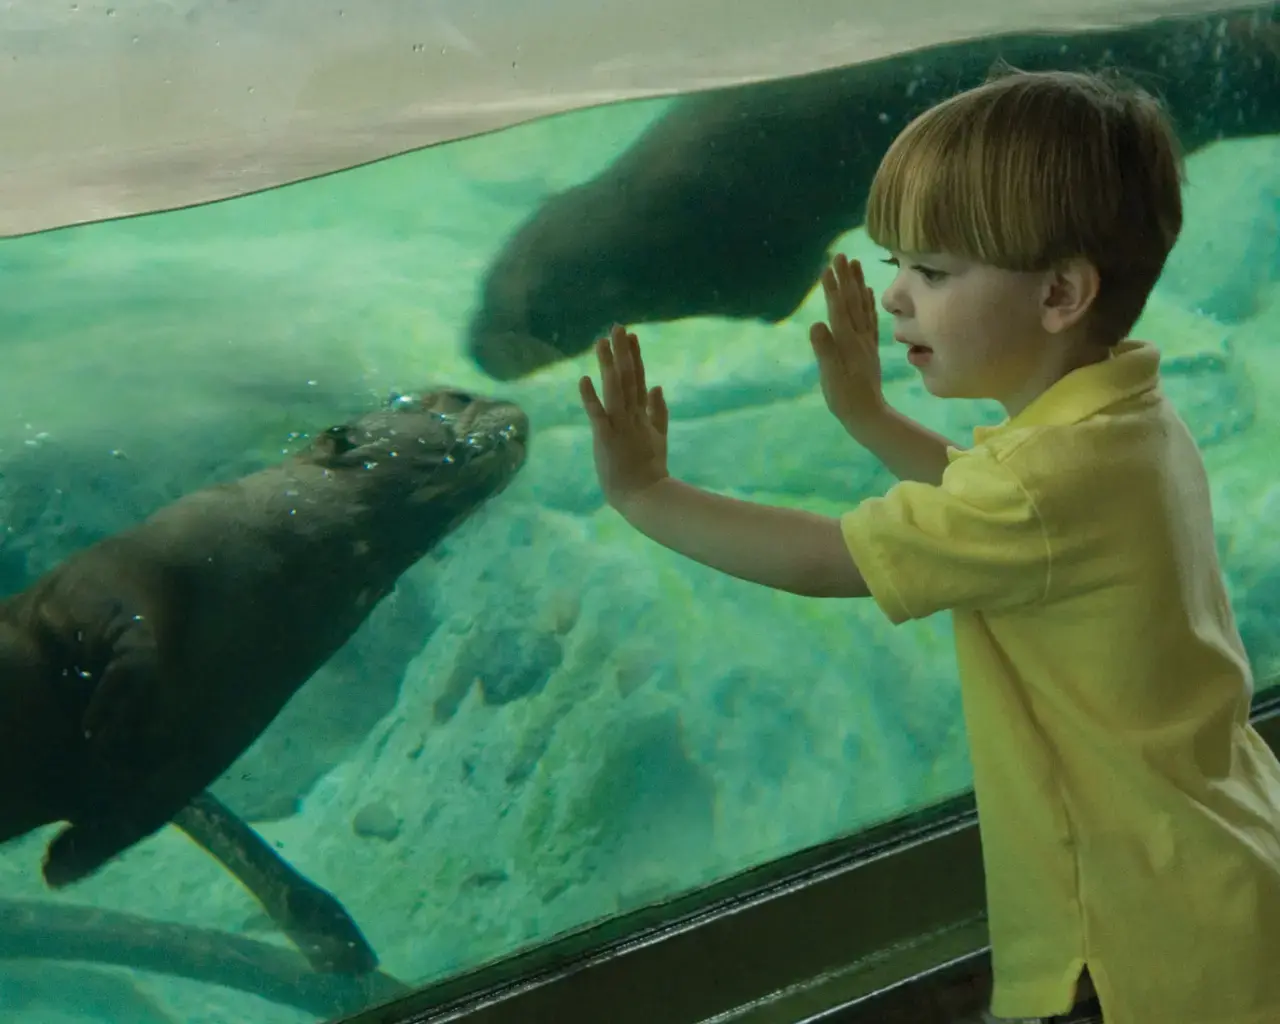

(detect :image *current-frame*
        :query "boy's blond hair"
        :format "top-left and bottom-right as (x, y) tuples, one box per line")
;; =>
(865, 66), (1184, 344)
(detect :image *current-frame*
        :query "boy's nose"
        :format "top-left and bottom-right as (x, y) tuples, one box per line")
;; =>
(880, 282), (907, 317)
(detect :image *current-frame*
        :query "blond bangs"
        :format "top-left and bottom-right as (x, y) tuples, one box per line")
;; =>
(861, 68), (1184, 343)
(865, 89), (1084, 271)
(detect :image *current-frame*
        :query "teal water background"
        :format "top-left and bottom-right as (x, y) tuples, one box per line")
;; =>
(1, 40), (1280, 1024)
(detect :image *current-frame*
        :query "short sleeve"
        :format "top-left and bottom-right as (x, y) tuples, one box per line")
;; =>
(841, 449), (1050, 624)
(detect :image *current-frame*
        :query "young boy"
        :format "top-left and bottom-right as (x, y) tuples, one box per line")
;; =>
(578, 68), (1280, 1023)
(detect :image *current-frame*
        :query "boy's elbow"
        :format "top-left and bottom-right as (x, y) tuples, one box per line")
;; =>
(784, 516), (871, 598)
(798, 555), (872, 599)
(815, 572), (872, 599)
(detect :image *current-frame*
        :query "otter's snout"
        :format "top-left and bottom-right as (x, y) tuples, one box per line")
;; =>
(393, 388), (530, 468)
(465, 324), (576, 382)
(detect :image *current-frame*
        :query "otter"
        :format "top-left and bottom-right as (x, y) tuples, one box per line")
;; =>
(0, 387), (529, 895)
(465, 11), (1280, 380)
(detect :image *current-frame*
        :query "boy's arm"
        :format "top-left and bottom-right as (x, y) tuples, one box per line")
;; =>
(845, 406), (957, 486)
(616, 478), (870, 599)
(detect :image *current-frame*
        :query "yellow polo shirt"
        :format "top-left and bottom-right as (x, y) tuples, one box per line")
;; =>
(841, 341), (1280, 1023)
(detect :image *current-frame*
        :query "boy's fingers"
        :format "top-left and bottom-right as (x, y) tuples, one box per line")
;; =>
(842, 283), (861, 331)
(810, 321), (843, 368)
(820, 264), (837, 302)
(824, 259), (844, 299)
(648, 385), (669, 436)
(851, 285), (875, 335)
(610, 326), (639, 414)
(598, 334), (626, 414)
(861, 286), (878, 347)
(579, 376), (609, 427)
(835, 253), (855, 295)
(837, 259), (864, 328)
(628, 331), (648, 407)
(822, 271), (848, 343)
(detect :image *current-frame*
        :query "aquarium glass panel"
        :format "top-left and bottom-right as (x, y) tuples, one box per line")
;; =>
(0, 6), (1277, 1023)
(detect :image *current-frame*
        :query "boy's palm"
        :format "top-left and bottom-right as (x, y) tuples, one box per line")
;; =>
(579, 325), (670, 508)
(810, 254), (885, 427)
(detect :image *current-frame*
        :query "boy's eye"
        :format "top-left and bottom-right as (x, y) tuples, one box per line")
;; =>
(881, 255), (945, 282)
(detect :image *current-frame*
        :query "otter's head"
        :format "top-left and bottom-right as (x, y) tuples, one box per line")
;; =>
(464, 257), (597, 382)
(304, 388), (529, 524)
(464, 191), (633, 381)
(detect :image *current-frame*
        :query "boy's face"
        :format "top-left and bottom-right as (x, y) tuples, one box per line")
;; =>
(879, 251), (1071, 415)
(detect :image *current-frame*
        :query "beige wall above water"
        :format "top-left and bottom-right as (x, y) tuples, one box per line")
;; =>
(0, 0), (1263, 236)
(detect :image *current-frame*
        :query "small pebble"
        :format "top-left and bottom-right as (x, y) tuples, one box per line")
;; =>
(352, 800), (402, 841)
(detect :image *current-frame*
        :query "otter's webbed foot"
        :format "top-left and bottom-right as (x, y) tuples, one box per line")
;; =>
(42, 817), (153, 888)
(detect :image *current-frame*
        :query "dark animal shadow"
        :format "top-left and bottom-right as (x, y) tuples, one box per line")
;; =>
(465, 10), (1280, 380)
(0, 896), (410, 1019)
(174, 790), (378, 975)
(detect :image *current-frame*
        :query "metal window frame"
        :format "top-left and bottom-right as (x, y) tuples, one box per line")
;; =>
(338, 694), (1280, 1024)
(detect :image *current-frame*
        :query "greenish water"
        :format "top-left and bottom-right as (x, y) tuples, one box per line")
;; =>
(1, 13), (1280, 1024)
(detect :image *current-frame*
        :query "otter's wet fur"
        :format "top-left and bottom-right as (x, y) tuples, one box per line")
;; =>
(0, 387), (528, 887)
(466, 12), (1280, 379)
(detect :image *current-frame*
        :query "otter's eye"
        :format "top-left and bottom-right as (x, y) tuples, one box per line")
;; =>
(442, 390), (473, 406)
(324, 425), (357, 454)
(387, 390), (419, 409)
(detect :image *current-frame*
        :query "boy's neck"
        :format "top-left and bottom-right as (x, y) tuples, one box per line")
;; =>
(997, 336), (1111, 419)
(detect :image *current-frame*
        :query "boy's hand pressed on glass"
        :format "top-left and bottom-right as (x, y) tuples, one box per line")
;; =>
(579, 319), (870, 599)
(813, 253), (953, 486)
(810, 253), (885, 430)
(578, 326), (670, 510)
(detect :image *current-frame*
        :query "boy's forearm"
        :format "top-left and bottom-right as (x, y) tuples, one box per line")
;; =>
(844, 405), (957, 485)
(615, 478), (870, 599)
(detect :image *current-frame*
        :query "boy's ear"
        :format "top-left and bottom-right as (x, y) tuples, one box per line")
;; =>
(1040, 258), (1100, 334)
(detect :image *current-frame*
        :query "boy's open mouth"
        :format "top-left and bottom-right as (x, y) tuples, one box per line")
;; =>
(906, 344), (933, 366)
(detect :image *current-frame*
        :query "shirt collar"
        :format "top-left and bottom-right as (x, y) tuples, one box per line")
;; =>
(972, 340), (1160, 444)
